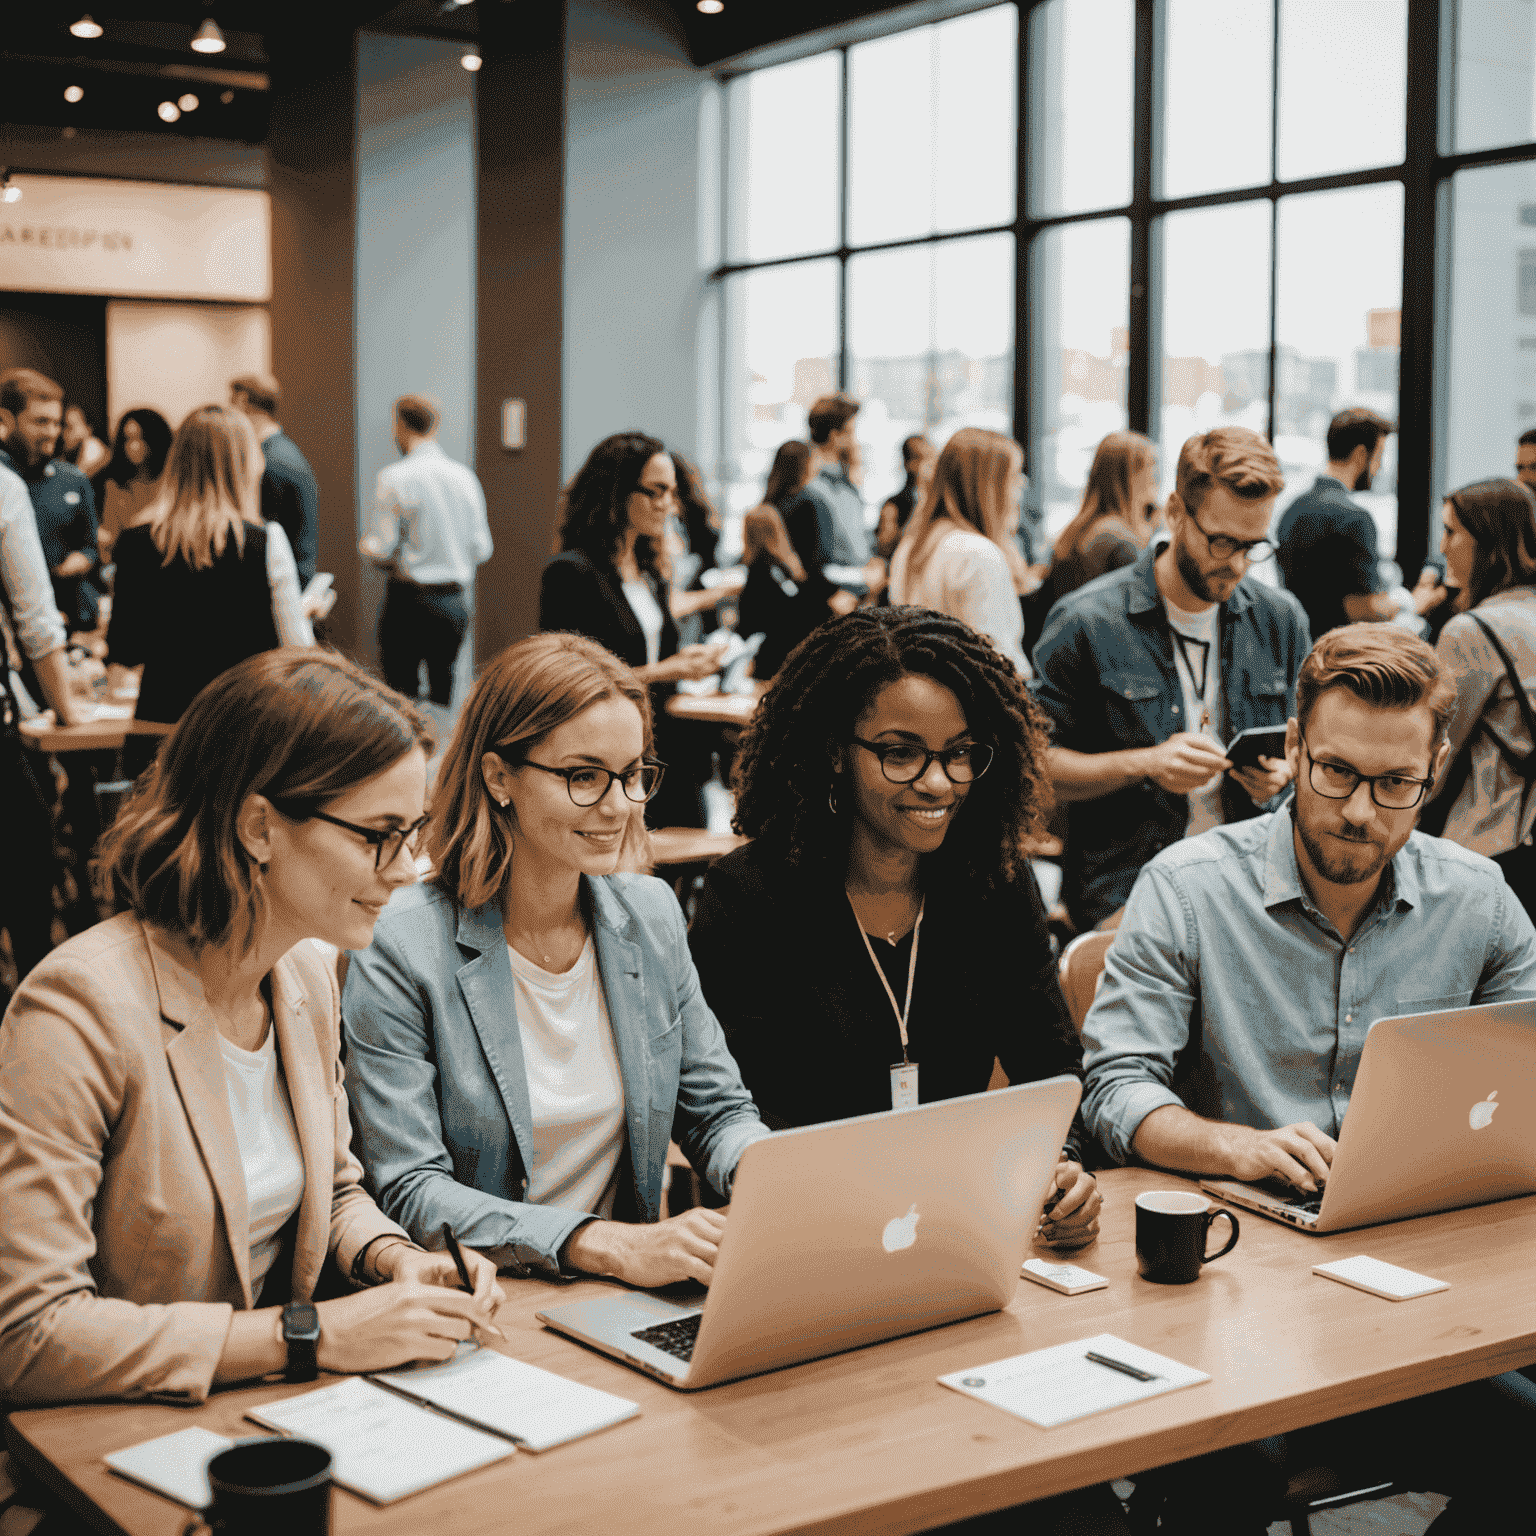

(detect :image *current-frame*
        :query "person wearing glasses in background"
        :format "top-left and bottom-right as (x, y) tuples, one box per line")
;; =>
(1032, 427), (1311, 931)
(1079, 624), (1536, 1534)
(0, 651), (505, 1421)
(540, 433), (728, 828)
(342, 633), (770, 1289)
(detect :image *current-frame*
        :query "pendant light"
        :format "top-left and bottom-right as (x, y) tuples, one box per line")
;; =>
(191, 17), (227, 54)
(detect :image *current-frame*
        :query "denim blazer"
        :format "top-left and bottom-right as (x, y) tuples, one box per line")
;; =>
(341, 876), (770, 1276)
(1031, 542), (1312, 929)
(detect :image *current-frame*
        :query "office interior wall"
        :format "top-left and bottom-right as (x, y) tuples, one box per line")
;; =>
(356, 32), (477, 688)
(564, 0), (713, 481)
(105, 301), (270, 434)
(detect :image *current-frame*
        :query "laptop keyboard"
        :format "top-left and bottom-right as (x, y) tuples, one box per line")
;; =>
(630, 1314), (702, 1362)
(1253, 1177), (1325, 1215)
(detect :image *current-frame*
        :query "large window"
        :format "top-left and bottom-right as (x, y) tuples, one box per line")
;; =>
(714, 0), (1536, 582)
(715, 4), (1018, 546)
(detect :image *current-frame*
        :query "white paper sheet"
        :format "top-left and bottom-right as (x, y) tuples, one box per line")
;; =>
(1313, 1254), (1449, 1301)
(938, 1332), (1210, 1428)
(373, 1344), (640, 1452)
(247, 1377), (516, 1504)
(104, 1425), (236, 1509)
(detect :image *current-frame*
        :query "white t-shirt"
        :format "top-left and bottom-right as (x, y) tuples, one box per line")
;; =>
(1163, 597), (1225, 837)
(508, 937), (627, 1219)
(621, 579), (665, 668)
(218, 1027), (307, 1299)
(889, 526), (1031, 678)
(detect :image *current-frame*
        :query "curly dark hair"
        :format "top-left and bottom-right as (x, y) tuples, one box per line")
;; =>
(555, 431), (667, 574)
(673, 452), (719, 574)
(731, 607), (1052, 891)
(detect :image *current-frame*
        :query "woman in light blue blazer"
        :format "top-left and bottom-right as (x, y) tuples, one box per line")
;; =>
(343, 633), (769, 1287)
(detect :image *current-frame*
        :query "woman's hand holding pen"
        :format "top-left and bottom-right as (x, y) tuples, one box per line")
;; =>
(1037, 1161), (1101, 1250)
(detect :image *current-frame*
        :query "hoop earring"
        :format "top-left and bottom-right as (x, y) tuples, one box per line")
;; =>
(828, 785), (840, 816)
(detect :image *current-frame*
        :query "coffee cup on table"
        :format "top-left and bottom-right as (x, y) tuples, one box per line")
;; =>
(1135, 1190), (1239, 1284)
(190, 1439), (332, 1536)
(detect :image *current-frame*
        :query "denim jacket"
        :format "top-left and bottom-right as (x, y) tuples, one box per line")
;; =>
(341, 875), (770, 1276)
(1031, 543), (1312, 928)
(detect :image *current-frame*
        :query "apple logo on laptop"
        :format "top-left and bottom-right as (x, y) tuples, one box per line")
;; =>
(1469, 1091), (1499, 1131)
(882, 1204), (920, 1253)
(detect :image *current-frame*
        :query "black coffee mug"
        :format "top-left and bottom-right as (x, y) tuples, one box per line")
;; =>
(186, 1438), (332, 1536)
(1135, 1190), (1239, 1284)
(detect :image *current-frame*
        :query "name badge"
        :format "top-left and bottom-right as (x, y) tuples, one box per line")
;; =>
(63, 491), (80, 505)
(889, 1061), (919, 1111)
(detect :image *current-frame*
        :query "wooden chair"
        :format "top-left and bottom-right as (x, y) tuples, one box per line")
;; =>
(1057, 929), (1115, 1032)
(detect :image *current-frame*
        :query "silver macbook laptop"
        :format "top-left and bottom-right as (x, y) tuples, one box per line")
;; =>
(1202, 998), (1536, 1233)
(537, 1075), (1081, 1390)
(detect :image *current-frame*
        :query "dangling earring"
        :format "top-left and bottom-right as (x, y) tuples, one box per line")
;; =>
(828, 783), (840, 816)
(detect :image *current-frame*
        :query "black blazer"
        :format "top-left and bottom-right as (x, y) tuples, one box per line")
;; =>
(688, 840), (1086, 1160)
(736, 557), (836, 680)
(106, 523), (280, 726)
(539, 548), (678, 672)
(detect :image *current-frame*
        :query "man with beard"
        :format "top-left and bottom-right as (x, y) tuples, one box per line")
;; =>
(1278, 407), (1445, 640)
(1078, 624), (1536, 1534)
(1033, 426), (1308, 930)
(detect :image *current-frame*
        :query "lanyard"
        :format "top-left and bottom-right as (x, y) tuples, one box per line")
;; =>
(1171, 629), (1212, 732)
(848, 894), (924, 1063)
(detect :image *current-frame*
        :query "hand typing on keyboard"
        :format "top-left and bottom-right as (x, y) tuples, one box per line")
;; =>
(1215, 1120), (1337, 1193)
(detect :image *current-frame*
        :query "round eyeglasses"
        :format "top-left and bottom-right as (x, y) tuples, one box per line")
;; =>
(494, 746), (667, 807)
(1301, 736), (1433, 810)
(851, 737), (994, 785)
(1187, 508), (1273, 563)
(275, 807), (430, 871)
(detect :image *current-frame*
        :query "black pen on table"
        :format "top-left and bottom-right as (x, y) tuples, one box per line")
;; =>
(1084, 1351), (1158, 1382)
(441, 1222), (474, 1293)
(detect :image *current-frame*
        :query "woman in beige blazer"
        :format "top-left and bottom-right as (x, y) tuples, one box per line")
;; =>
(0, 649), (504, 1409)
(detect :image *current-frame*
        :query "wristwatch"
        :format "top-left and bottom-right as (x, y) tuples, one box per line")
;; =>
(281, 1301), (321, 1383)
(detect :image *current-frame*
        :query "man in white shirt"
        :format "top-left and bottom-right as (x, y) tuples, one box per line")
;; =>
(361, 395), (493, 708)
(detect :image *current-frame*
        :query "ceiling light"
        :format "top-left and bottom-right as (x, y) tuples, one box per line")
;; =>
(460, 47), (482, 72)
(191, 17), (226, 54)
(158, 101), (181, 123)
(70, 14), (103, 38)
(64, 85), (85, 104)
(179, 93), (200, 111)
(697, 1), (724, 12)
(220, 89), (235, 104)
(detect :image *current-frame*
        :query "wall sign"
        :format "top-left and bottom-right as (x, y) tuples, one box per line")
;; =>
(0, 174), (270, 302)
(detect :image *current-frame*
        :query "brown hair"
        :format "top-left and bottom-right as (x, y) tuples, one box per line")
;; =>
(98, 650), (433, 954)
(230, 371), (282, 417)
(0, 367), (64, 417)
(428, 633), (655, 909)
(901, 427), (1025, 588)
(807, 393), (860, 446)
(396, 393), (440, 436)
(763, 439), (812, 508)
(151, 404), (262, 569)
(1444, 478), (1536, 612)
(1052, 430), (1157, 562)
(1327, 406), (1393, 464)
(1172, 426), (1284, 517)
(1295, 624), (1457, 745)
(742, 505), (805, 579)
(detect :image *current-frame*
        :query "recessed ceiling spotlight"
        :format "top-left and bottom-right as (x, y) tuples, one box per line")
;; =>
(158, 101), (181, 123)
(64, 85), (85, 104)
(179, 93), (200, 111)
(191, 17), (226, 54)
(70, 14), (103, 38)
(697, 1), (725, 12)
(460, 46), (482, 72)
(220, 89), (235, 104)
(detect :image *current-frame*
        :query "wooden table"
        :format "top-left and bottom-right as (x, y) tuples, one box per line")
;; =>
(665, 691), (762, 727)
(9, 1168), (1534, 1536)
(18, 706), (134, 756)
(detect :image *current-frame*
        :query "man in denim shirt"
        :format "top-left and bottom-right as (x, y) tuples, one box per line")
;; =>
(1082, 626), (1536, 1533)
(1033, 427), (1309, 930)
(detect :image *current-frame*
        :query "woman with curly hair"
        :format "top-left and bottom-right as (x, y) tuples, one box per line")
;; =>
(539, 432), (727, 826)
(688, 605), (1099, 1246)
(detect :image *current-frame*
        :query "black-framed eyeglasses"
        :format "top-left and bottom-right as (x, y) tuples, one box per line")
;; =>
(493, 747), (667, 806)
(1300, 736), (1434, 811)
(1186, 508), (1273, 563)
(850, 737), (994, 785)
(287, 809), (430, 870)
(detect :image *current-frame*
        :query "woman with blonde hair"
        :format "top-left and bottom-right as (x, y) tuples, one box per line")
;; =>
(1046, 430), (1161, 603)
(888, 426), (1031, 676)
(106, 403), (312, 775)
(342, 631), (769, 1288)
(0, 650), (504, 1418)
(737, 504), (856, 679)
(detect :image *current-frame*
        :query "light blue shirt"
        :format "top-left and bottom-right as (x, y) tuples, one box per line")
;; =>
(366, 440), (492, 586)
(1082, 808), (1536, 1164)
(0, 459), (67, 662)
